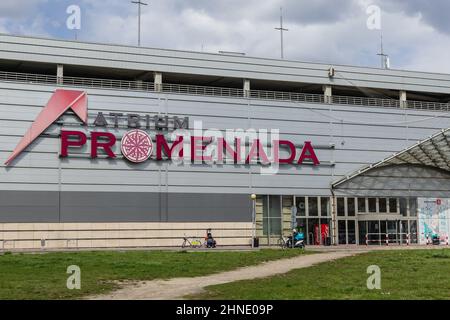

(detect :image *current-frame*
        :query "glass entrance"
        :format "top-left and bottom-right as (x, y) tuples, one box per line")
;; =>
(359, 220), (407, 245)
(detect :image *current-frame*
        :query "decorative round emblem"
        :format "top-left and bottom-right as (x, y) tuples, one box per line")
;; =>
(121, 129), (153, 163)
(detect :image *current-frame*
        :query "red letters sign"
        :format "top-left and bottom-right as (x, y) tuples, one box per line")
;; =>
(58, 130), (320, 166)
(5, 89), (320, 167)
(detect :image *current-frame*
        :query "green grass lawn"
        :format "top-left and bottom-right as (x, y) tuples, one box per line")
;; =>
(192, 249), (450, 300)
(0, 249), (309, 300)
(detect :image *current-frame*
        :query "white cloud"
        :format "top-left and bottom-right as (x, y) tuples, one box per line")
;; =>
(2, 0), (450, 73)
(0, 0), (48, 18)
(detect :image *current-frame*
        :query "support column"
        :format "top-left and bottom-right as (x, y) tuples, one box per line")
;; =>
(154, 72), (163, 92)
(323, 85), (332, 104)
(400, 90), (407, 109)
(57, 64), (64, 86)
(243, 79), (251, 98)
(136, 80), (144, 91)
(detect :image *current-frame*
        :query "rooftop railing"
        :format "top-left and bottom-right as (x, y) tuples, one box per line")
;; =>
(1, 70), (449, 112)
(406, 100), (450, 112)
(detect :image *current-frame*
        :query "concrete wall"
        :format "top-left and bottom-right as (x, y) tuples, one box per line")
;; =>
(0, 222), (252, 250)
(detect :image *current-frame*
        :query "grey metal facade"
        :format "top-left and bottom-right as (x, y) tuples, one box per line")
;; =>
(1, 34), (450, 224)
(2, 34), (450, 94)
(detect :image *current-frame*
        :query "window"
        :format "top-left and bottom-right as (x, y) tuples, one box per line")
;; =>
(262, 195), (282, 236)
(347, 198), (355, 216)
(358, 221), (367, 245)
(296, 218), (307, 233)
(400, 198), (407, 216)
(347, 220), (356, 244)
(358, 198), (367, 213)
(338, 221), (347, 245)
(379, 198), (387, 213)
(262, 195), (269, 235)
(368, 198), (377, 213)
(389, 198), (398, 213)
(337, 198), (345, 216)
(401, 221), (408, 236)
(410, 221), (418, 244)
(409, 198), (417, 217)
(320, 197), (330, 217)
(309, 197), (318, 217)
(307, 218), (319, 245)
(268, 196), (281, 235)
(296, 197), (306, 217)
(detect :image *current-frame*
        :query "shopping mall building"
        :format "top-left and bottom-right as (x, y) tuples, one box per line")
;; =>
(1, 34), (449, 250)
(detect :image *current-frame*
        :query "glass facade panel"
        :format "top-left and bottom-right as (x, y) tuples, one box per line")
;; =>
(358, 221), (367, 245)
(358, 198), (367, 213)
(368, 221), (380, 244)
(380, 220), (387, 235)
(309, 197), (318, 217)
(387, 221), (397, 244)
(268, 195), (281, 236)
(268, 218), (281, 236)
(347, 220), (356, 244)
(337, 198), (345, 216)
(400, 198), (407, 216)
(262, 195), (282, 236)
(389, 198), (398, 213)
(307, 218), (319, 245)
(296, 197), (306, 217)
(410, 221), (418, 244)
(409, 198), (417, 217)
(401, 221), (408, 243)
(261, 195), (419, 247)
(379, 198), (387, 213)
(262, 195), (269, 218)
(347, 198), (355, 216)
(338, 221), (346, 245)
(368, 198), (377, 213)
(296, 218), (307, 233)
(320, 197), (330, 217)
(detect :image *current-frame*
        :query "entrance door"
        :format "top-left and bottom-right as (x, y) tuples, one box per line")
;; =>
(358, 221), (367, 245)
(387, 221), (397, 244)
(368, 220), (380, 245)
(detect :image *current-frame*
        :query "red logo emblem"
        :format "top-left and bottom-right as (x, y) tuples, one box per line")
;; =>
(5, 89), (88, 166)
(121, 130), (153, 163)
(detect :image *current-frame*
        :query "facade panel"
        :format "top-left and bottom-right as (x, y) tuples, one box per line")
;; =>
(2, 35), (450, 248)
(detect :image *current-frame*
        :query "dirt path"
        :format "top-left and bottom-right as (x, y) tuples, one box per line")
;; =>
(89, 250), (361, 300)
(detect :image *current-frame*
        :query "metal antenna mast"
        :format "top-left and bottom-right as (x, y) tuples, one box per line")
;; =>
(377, 32), (390, 69)
(274, 7), (288, 59)
(131, 0), (148, 46)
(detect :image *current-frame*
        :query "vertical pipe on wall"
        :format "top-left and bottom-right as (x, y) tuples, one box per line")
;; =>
(330, 189), (338, 245)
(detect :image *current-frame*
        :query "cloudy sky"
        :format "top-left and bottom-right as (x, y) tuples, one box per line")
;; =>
(1, 0), (450, 73)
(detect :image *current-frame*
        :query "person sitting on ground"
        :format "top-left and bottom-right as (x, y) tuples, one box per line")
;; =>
(206, 229), (217, 248)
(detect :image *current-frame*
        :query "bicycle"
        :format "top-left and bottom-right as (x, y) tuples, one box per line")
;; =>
(181, 235), (204, 249)
(278, 236), (289, 249)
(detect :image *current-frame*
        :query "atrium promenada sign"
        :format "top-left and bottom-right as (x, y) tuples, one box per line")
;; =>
(5, 89), (320, 167)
